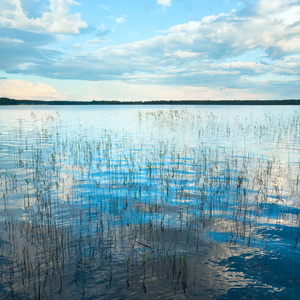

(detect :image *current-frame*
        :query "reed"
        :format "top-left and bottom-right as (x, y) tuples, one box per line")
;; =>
(0, 108), (299, 298)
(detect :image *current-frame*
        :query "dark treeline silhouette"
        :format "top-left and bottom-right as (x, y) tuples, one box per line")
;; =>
(1, 97), (299, 106)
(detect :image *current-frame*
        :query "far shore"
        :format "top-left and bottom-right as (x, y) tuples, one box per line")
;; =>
(0, 97), (300, 106)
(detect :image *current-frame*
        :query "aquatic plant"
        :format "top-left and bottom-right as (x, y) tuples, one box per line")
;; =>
(0, 108), (299, 298)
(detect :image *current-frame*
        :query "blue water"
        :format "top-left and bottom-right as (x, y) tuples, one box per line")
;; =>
(0, 105), (299, 299)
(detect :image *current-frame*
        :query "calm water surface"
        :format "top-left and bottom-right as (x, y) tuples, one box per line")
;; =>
(0, 105), (299, 299)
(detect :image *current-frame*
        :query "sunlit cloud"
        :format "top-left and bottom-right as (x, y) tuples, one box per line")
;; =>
(0, 79), (69, 100)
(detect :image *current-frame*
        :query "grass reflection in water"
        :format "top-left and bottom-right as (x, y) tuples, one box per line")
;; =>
(0, 108), (300, 299)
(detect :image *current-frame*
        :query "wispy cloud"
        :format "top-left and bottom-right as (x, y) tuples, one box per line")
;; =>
(0, 36), (23, 43)
(98, 4), (110, 11)
(86, 38), (108, 44)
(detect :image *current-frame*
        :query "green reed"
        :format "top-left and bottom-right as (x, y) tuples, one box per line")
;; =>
(0, 108), (299, 298)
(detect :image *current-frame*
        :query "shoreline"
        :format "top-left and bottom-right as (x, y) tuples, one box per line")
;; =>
(1, 97), (300, 106)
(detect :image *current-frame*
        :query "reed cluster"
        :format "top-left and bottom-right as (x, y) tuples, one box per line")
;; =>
(0, 109), (299, 298)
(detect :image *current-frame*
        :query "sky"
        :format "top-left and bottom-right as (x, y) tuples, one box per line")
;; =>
(0, 0), (300, 101)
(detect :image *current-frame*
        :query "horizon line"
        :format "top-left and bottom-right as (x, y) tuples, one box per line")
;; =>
(1, 97), (300, 105)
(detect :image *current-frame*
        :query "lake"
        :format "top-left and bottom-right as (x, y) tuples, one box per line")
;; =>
(0, 105), (299, 299)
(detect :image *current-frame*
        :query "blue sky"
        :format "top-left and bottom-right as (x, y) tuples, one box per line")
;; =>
(0, 0), (300, 101)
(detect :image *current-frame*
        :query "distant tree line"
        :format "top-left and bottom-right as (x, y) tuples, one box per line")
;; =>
(1, 97), (299, 106)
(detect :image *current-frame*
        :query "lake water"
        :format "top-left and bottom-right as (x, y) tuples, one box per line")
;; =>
(0, 105), (299, 299)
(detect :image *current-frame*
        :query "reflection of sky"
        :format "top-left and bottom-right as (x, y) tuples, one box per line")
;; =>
(0, 105), (300, 297)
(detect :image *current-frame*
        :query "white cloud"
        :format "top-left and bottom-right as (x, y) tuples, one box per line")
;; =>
(17, 62), (37, 69)
(157, 0), (172, 7)
(0, 79), (69, 100)
(173, 50), (199, 58)
(86, 38), (108, 44)
(163, 1), (300, 59)
(93, 0), (300, 66)
(13, 0), (300, 84)
(220, 61), (267, 73)
(257, 0), (291, 14)
(0, 0), (87, 34)
(1, 0), (300, 100)
(116, 17), (127, 24)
